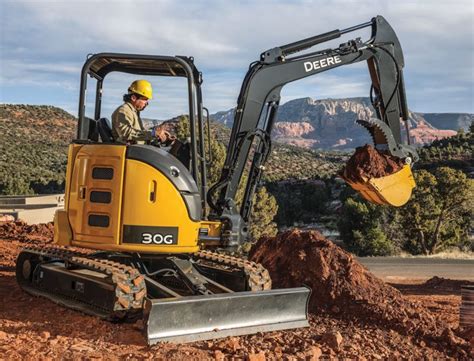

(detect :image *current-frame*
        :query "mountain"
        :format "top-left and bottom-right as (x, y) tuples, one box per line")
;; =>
(420, 113), (473, 131)
(0, 104), (348, 195)
(0, 104), (75, 194)
(211, 97), (472, 150)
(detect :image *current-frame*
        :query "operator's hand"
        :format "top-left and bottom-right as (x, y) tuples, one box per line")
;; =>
(154, 127), (176, 146)
(167, 134), (177, 145)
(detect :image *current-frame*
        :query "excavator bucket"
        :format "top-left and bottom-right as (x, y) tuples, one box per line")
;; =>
(339, 118), (418, 207)
(144, 287), (310, 344)
(343, 164), (416, 207)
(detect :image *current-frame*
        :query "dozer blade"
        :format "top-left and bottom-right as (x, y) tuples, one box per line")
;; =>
(344, 164), (416, 207)
(144, 287), (310, 344)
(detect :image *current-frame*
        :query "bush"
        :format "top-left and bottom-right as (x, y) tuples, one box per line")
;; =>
(338, 197), (394, 256)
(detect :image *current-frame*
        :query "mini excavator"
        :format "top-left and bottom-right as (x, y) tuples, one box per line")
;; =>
(16, 16), (418, 344)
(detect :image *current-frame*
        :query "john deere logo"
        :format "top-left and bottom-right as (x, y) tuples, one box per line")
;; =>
(304, 55), (341, 72)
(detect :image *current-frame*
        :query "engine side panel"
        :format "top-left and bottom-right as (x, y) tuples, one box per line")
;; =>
(118, 159), (200, 253)
(58, 144), (203, 253)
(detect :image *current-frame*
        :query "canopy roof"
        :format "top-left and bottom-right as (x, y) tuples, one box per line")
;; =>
(84, 53), (192, 79)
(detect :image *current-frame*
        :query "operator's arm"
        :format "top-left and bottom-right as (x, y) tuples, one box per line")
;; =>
(112, 109), (154, 142)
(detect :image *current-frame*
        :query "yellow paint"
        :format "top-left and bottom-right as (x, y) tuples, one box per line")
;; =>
(57, 143), (225, 253)
(53, 209), (72, 246)
(119, 159), (200, 253)
(64, 144), (82, 210)
(67, 144), (127, 245)
(199, 220), (222, 238)
(345, 164), (416, 207)
(54, 145), (81, 246)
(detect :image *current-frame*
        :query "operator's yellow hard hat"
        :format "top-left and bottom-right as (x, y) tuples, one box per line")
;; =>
(128, 80), (153, 100)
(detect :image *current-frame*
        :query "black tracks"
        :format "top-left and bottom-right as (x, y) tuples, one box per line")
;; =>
(194, 250), (272, 291)
(16, 245), (146, 319)
(15, 245), (272, 320)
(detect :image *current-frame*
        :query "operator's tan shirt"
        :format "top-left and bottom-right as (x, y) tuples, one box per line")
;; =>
(111, 101), (153, 144)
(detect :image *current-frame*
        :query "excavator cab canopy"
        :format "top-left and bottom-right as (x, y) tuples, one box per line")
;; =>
(75, 53), (208, 205)
(77, 53), (202, 141)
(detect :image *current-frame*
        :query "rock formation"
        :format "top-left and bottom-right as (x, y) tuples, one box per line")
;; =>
(211, 97), (470, 150)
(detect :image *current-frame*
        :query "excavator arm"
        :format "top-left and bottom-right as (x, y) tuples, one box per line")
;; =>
(208, 16), (418, 247)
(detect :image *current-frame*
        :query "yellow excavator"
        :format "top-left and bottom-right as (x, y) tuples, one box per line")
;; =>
(16, 16), (417, 344)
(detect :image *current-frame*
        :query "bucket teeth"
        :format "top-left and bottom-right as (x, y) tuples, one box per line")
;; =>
(356, 118), (419, 162)
(356, 118), (378, 146)
(356, 118), (406, 159)
(356, 118), (392, 146)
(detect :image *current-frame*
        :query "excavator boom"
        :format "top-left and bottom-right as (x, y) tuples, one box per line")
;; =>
(209, 15), (418, 248)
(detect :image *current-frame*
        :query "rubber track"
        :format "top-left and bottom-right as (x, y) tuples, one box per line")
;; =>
(20, 245), (146, 315)
(194, 250), (272, 291)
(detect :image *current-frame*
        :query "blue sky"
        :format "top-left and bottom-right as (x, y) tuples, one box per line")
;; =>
(1, 0), (473, 120)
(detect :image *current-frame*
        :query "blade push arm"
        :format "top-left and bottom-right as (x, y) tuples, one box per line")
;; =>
(209, 16), (417, 247)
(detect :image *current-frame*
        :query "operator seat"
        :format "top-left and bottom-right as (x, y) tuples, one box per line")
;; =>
(85, 117), (99, 142)
(98, 118), (114, 143)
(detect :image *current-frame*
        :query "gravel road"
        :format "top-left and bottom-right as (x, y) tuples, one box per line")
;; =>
(359, 257), (474, 281)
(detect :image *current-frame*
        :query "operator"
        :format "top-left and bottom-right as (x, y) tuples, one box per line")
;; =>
(111, 79), (175, 145)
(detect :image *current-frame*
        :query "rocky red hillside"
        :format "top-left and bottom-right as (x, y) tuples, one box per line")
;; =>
(408, 118), (457, 144)
(0, 104), (76, 143)
(212, 97), (470, 150)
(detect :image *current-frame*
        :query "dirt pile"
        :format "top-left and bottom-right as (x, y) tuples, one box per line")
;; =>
(249, 229), (460, 343)
(340, 144), (405, 182)
(424, 276), (473, 291)
(0, 220), (54, 244)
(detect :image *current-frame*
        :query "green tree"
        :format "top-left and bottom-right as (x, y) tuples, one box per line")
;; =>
(0, 105), (73, 196)
(1, 177), (34, 195)
(175, 116), (278, 243)
(175, 115), (190, 142)
(397, 167), (473, 254)
(175, 115), (226, 185)
(338, 197), (394, 256)
(267, 181), (330, 226)
(268, 183), (304, 226)
(206, 132), (226, 185)
(249, 186), (278, 240)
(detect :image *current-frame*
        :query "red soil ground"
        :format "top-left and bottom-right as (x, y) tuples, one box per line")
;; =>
(0, 222), (472, 359)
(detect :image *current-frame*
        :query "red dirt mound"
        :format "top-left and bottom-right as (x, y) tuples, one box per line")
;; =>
(249, 229), (450, 340)
(341, 144), (405, 182)
(0, 221), (53, 244)
(424, 276), (473, 291)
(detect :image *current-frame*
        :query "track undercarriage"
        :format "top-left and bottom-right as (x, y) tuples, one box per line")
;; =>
(16, 246), (309, 343)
